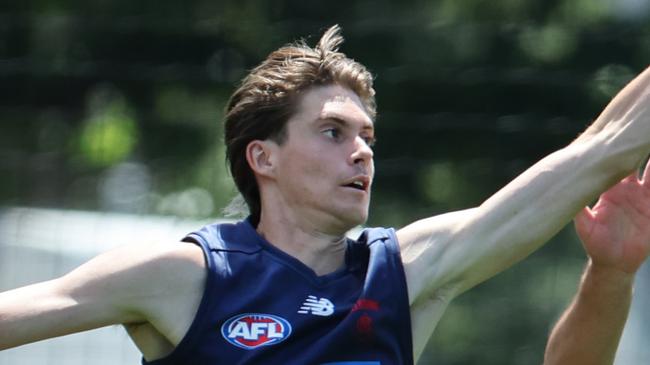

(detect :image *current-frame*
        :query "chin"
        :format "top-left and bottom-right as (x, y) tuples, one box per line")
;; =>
(340, 209), (369, 228)
(320, 202), (370, 233)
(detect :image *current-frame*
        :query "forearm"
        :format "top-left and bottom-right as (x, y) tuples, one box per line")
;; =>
(402, 138), (643, 298)
(544, 261), (634, 365)
(448, 139), (636, 292)
(402, 66), (650, 298)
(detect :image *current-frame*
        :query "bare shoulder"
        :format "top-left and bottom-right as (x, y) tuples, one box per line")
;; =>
(396, 208), (480, 360)
(396, 208), (477, 265)
(81, 241), (208, 348)
(0, 240), (208, 352)
(140, 242), (208, 307)
(395, 208), (478, 309)
(105, 241), (209, 350)
(49, 239), (207, 330)
(93, 241), (208, 312)
(61, 241), (207, 295)
(123, 240), (207, 278)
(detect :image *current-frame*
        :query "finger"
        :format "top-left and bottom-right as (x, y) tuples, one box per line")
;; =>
(641, 158), (650, 184)
(574, 206), (595, 238)
(622, 173), (638, 184)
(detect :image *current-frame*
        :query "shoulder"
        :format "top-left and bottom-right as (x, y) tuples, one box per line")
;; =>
(145, 241), (206, 270)
(81, 241), (206, 283)
(187, 220), (261, 253)
(396, 208), (478, 262)
(114, 241), (207, 302)
(122, 242), (208, 344)
(57, 241), (207, 320)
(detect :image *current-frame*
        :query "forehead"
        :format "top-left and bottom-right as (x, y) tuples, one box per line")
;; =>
(292, 84), (374, 127)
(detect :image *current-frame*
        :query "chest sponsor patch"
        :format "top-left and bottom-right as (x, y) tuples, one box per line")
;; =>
(221, 313), (292, 350)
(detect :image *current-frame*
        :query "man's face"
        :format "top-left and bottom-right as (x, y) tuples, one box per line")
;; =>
(270, 84), (375, 232)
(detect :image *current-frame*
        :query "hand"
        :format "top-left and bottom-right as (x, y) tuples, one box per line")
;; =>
(575, 159), (650, 274)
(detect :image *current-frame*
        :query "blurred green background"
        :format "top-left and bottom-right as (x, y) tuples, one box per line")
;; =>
(1, 1), (649, 364)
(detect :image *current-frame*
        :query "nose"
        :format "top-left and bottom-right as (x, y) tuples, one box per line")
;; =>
(350, 136), (374, 167)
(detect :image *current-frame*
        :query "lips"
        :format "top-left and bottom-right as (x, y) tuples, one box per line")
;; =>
(345, 181), (365, 190)
(342, 176), (370, 192)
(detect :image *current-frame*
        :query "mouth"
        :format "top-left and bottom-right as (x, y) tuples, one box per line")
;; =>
(342, 176), (370, 192)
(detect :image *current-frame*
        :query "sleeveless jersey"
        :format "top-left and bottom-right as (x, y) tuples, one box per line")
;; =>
(143, 219), (413, 365)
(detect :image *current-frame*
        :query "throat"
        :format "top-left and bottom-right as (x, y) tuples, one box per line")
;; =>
(285, 237), (348, 276)
(309, 245), (348, 276)
(256, 222), (348, 276)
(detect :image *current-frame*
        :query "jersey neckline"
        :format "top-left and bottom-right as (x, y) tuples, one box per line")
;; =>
(236, 218), (368, 286)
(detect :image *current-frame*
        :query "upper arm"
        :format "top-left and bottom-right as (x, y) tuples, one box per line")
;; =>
(399, 143), (636, 360)
(398, 208), (478, 360)
(400, 142), (632, 301)
(400, 66), (650, 305)
(398, 208), (477, 304)
(0, 241), (206, 350)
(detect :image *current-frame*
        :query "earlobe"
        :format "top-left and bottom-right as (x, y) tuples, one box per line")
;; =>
(246, 141), (275, 178)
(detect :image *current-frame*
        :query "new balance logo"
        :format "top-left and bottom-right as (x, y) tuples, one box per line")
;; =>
(297, 295), (335, 316)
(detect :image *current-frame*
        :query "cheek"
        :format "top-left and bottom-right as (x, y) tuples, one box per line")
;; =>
(279, 149), (331, 192)
(299, 158), (332, 193)
(303, 157), (329, 176)
(288, 145), (331, 176)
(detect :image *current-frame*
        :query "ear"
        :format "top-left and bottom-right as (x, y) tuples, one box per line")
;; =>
(245, 140), (277, 179)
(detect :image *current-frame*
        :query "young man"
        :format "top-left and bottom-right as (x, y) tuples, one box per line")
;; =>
(1, 25), (649, 364)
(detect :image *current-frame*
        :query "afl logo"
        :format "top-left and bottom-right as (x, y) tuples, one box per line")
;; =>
(221, 313), (292, 350)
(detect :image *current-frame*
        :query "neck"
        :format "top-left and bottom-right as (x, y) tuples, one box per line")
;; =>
(256, 210), (348, 276)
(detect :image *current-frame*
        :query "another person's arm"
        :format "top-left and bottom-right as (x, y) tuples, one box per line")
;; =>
(544, 169), (650, 365)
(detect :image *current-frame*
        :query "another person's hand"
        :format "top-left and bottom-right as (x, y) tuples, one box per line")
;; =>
(575, 159), (650, 274)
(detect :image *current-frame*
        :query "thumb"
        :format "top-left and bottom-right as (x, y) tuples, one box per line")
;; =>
(574, 206), (595, 240)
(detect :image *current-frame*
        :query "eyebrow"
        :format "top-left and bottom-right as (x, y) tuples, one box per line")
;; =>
(318, 113), (375, 132)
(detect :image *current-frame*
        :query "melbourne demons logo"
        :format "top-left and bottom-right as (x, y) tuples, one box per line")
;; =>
(221, 313), (292, 350)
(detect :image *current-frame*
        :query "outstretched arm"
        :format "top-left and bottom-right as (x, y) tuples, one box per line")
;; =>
(544, 163), (650, 365)
(401, 65), (650, 359)
(0, 242), (205, 352)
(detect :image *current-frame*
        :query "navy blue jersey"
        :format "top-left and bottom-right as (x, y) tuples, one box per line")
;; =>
(143, 219), (413, 365)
